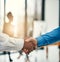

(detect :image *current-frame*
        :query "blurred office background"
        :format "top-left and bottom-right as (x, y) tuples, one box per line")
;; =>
(0, 0), (60, 62)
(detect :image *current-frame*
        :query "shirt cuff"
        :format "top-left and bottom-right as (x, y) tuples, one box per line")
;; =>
(15, 39), (24, 51)
(35, 36), (44, 47)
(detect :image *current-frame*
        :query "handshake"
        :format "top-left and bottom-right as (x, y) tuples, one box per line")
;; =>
(22, 37), (37, 54)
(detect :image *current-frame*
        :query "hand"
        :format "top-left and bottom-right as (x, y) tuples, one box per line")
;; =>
(22, 40), (36, 54)
(25, 37), (37, 47)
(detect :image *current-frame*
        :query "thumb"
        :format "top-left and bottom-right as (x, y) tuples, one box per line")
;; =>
(25, 37), (37, 46)
(25, 37), (33, 42)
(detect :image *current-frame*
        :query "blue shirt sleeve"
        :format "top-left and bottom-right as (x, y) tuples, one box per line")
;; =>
(36, 27), (60, 47)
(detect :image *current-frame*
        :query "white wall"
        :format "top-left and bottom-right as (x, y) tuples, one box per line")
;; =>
(45, 0), (59, 32)
(0, 0), (4, 33)
(33, 0), (59, 37)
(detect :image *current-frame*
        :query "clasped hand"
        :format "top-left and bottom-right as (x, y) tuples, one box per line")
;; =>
(22, 37), (37, 54)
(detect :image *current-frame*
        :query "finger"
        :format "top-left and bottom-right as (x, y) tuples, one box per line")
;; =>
(24, 37), (30, 40)
(23, 49), (29, 54)
(25, 37), (32, 42)
(25, 38), (37, 47)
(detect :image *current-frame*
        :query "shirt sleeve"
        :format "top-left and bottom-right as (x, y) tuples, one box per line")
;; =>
(9, 38), (24, 51)
(0, 33), (24, 51)
(36, 27), (60, 47)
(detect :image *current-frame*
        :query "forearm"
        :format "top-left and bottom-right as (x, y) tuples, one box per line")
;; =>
(4, 37), (24, 51)
(0, 33), (24, 51)
(36, 27), (60, 47)
(36, 35), (59, 47)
